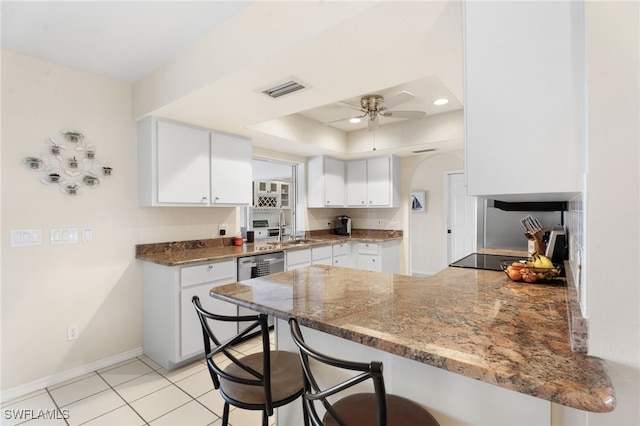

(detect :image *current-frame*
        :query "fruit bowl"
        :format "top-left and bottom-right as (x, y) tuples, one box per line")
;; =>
(499, 260), (563, 284)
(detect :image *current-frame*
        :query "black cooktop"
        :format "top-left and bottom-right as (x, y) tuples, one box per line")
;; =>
(449, 253), (524, 271)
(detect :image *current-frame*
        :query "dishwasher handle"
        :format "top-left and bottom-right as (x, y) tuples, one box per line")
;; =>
(262, 257), (284, 265)
(238, 258), (257, 268)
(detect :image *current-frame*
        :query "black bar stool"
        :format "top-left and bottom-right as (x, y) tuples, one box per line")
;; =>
(289, 317), (440, 426)
(192, 296), (308, 426)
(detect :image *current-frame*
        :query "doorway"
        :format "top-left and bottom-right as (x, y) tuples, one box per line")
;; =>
(444, 171), (477, 264)
(408, 153), (466, 276)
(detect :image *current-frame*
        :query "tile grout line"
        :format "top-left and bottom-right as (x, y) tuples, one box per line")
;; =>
(135, 356), (222, 424)
(11, 336), (265, 426)
(75, 371), (148, 426)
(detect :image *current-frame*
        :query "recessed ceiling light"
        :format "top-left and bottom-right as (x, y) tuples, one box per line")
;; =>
(433, 98), (449, 106)
(349, 117), (361, 124)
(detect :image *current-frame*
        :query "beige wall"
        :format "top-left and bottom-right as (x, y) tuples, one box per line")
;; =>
(408, 153), (464, 275)
(0, 50), (243, 394)
(1, 50), (140, 391)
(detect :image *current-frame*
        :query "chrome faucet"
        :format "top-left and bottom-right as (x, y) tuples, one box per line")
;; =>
(278, 210), (286, 242)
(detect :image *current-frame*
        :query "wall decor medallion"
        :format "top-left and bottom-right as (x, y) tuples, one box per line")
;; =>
(23, 130), (113, 196)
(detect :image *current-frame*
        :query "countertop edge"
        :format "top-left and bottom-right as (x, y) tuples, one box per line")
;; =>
(208, 265), (616, 413)
(135, 234), (402, 266)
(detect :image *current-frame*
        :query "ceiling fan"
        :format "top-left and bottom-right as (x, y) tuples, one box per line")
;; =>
(327, 91), (427, 131)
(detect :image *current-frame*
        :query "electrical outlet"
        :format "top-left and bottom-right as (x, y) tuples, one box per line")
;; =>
(218, 224), (228, 236)
(67, 325), (79, 341)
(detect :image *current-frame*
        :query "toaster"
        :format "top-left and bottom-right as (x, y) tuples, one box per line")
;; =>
(545, 226), (567, 264)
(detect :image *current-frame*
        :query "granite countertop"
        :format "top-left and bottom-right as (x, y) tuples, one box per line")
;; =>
(208, 264), (616, 413)
(135, 230), (401, 266)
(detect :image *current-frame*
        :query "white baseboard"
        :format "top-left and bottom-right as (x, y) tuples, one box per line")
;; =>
(1, 347), (143, 404)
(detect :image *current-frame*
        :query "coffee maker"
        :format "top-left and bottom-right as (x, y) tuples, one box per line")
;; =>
(335, 215), (351, 236)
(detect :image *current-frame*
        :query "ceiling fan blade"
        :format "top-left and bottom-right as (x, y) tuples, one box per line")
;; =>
(380, 91), (414, 110)
(380, 110), (426, 119)
(338, 101), (365, 112)
(323, 112), (367, 125)
(367, 116), (379, 132)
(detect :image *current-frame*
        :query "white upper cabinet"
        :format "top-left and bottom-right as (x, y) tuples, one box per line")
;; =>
(156, 120), (210, 204)
(346, 159), (367, 206)
(138, 117), (252, 206)
(464, 1), (584, 202)
(346, 156), (400, 208)
(307, 156), (345, 208)
(210, 132), (252, 205)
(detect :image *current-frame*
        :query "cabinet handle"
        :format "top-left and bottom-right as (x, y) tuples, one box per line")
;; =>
(202, 196), (208, 201)
(208, 265), (213, 270)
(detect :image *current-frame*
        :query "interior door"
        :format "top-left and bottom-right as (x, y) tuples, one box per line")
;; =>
(446, 172), (477, 264)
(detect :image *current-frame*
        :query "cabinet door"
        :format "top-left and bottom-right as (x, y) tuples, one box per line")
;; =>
(346, 160), (367, 206)
(286, 248), (312, 271)
(333, 254), (350, 268)
(280, 183), (290, 208)
(157, 121), (210, 203)
(210, 132), (252, 204)
(357, 254), (379, 271)
(324, 157), (345, 207)
(366, 157), (391, 206)
(464, 1), (583, 199)
(180, 284), (237, 358)
(311, 245), (332, 265)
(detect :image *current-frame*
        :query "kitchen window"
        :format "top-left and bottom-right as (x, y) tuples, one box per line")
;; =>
(242, 158), (298, 240)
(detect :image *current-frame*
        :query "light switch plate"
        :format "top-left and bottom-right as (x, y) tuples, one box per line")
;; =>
(50, 228), (79, 245)
(10, 229), (42, 247)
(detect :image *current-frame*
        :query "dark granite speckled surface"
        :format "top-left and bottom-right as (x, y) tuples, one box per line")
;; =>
(209, 265), (615, 413)
(135, 230), (402, 266)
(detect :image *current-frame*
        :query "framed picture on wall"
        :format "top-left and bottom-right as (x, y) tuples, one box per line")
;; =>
(411, 190), (425, 212)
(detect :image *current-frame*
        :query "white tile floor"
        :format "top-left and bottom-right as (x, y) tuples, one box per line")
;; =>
(1, 334), (276, 426)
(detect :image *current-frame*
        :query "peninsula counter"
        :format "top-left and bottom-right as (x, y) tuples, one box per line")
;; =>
(208, 265), (615, 425)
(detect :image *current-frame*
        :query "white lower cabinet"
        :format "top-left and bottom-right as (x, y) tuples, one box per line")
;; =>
(142, 259), (238, 370)
(356, 241), (400, 273)
(285, 248), (312, 270)
(311, 245), (332, 266)
(332, 242), (352, 268)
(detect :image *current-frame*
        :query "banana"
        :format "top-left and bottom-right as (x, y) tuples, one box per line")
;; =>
(530, 252), (554, 269)
(538, 254), (554, 268)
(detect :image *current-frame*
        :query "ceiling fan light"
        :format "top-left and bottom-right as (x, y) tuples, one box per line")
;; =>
(433, 98), (449, 106)
(349, 117), (361, 124)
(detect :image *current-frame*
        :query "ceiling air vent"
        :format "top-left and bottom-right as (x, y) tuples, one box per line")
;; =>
(262, 80), (306, 99)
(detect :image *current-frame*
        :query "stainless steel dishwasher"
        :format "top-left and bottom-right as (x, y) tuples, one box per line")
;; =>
(237, 252), (284, 323)
(237, 251), (285, 280)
